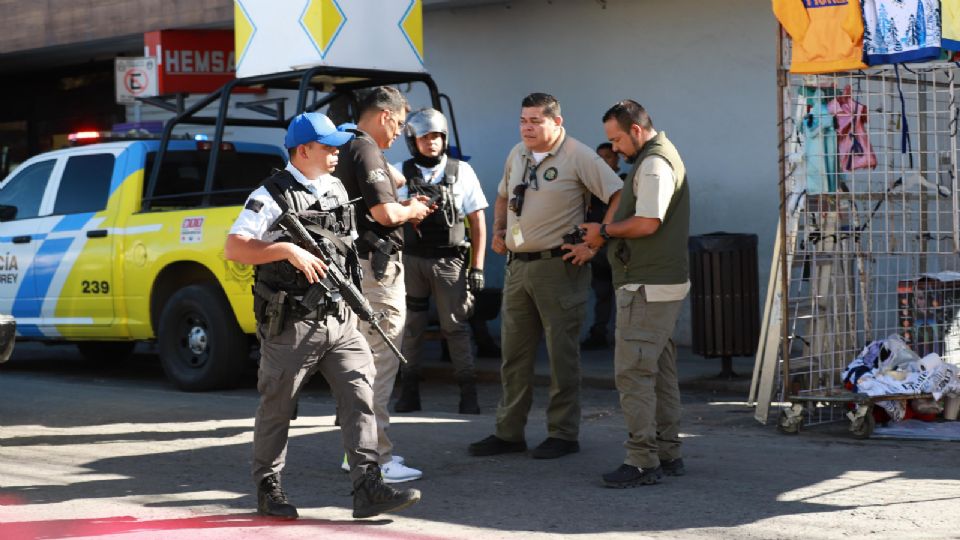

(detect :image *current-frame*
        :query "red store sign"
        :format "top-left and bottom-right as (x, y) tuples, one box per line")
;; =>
(145, 30), (245, 94)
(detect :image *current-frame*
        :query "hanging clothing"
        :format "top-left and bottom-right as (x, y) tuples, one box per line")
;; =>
(861, 0), (942, 65)
(944, 1), (960, 51)
(772, 0), (867, 74)
(801, 88), (840, 194)
(828, 86), (878, 172)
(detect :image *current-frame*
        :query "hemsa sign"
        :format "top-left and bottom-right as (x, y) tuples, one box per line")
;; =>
(144, 30), (241, 94)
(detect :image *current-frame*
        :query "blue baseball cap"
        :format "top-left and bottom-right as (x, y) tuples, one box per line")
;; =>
(284, 112), (355, 148)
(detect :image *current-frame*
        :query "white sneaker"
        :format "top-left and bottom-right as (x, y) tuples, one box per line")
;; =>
(381, 458), (422, 484)
(342, 453), (405, 472)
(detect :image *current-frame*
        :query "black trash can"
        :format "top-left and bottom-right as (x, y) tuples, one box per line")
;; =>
(688, 232), (760, 377)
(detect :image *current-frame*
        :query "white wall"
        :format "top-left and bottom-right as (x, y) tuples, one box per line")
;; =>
(420, 0), (780, 345)
(131, 0), (780, 347)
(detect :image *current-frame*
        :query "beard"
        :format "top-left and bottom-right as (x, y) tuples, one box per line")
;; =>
(622, 133), (644, 164)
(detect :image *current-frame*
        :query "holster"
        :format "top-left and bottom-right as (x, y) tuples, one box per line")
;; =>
(254, 282), (288, 338)
(364, 231), (395, 281)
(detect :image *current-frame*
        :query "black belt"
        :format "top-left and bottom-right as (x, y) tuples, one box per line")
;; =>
(288, 294), (340, 321)
(358, 250), (401, 261)
(507, 247), (566, 263)
(404, 245), (466, 259)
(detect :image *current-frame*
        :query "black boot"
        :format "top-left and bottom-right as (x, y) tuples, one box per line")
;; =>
(393, 372), (421, 413)
(352, 466), (421, 519)
(458, 377), (480, 414)
(257, 474), (298, 519)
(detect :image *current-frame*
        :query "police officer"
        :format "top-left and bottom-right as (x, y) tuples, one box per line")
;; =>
(468, 93), (623, 460)
(581, 100), (691, 487)
(334, 87), (432, 483)
(392, 108), (489, 415)
(225, 112), (421, 519)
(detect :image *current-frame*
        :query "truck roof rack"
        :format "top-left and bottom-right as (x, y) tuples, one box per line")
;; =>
(144, 66), (460, 211)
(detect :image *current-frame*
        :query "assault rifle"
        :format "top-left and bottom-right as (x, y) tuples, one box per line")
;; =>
(276, 212), (407, 365)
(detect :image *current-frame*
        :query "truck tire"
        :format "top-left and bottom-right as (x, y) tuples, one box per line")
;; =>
(158, 283), (246, 391)
(76, 342), (136, 364)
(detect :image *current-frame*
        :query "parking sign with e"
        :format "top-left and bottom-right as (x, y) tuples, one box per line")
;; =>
(115, 57), (158, 104)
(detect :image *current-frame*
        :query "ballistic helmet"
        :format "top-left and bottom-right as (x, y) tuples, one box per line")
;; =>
(405, 108), (448, 156)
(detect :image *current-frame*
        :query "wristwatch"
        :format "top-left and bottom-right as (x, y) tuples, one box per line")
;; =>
(600, 223), (611, 240)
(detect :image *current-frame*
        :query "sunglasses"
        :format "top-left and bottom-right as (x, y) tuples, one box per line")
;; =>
(387, 112), (406, 130)
(526, 163), (539, 190)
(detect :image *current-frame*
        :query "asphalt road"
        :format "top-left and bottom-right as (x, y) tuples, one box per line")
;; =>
(2, 343), (960, 539)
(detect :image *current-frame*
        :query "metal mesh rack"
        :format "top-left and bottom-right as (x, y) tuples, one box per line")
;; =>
(773, 41), (960, 430)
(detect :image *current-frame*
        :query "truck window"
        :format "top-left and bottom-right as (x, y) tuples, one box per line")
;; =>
(145, 150), (284, 208)
(210, 151), (285, 206)
(53, 153), (115, 215)
(0, 159), (55, 220)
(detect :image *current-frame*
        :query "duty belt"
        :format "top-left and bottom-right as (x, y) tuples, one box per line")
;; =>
(507, 247), (566, 263)
(404, 245), (466, 259)
(358, 250), (401, 261)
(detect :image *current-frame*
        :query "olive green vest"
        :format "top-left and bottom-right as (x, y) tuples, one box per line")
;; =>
(608, 131), (690, 288)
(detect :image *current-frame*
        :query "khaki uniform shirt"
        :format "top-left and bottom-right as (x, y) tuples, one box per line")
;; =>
(497, 129), (622, 252)
(621, 155), (691, 302)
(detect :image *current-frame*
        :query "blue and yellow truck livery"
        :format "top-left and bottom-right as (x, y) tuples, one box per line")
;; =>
(0, 136), (285, 390)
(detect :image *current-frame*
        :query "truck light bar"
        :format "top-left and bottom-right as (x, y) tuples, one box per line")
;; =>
(67, 130), (195, 146)
(68, 131), (103, 142)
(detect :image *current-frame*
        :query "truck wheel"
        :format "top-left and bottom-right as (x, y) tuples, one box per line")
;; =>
(158, 283), (246, 391)
(76, 342), (136, 364)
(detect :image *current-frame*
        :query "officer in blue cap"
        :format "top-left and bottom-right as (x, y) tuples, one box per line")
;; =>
(226, 112), (421, 519)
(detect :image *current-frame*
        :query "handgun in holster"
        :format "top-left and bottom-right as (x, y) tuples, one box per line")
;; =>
(363, 230), (394, 281)
(255, 282), (288, 338)
(265, 290), (288, 338)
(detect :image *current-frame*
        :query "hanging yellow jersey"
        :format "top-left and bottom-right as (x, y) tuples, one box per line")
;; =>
(772, 0), (868, 74)
(944, 1), (960, 51)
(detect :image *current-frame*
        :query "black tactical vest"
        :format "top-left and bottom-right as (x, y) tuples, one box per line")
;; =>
(401, 157), (467, 255)
(254, 169), (359, 304)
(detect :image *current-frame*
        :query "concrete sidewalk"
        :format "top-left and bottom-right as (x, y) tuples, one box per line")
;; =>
(416, 336), (754, 396)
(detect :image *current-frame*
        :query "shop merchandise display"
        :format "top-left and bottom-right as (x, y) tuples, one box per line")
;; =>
(841, 335), (960, 422)
(861, 0), (942, 65)
(773, 0), (867, 74)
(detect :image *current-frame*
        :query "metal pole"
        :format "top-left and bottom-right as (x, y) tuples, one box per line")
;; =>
(777, 25), (792, 404)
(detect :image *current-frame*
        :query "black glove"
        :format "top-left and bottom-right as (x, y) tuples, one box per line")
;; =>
(467, 268), (484, 292)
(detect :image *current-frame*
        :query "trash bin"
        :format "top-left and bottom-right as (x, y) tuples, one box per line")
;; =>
(688, 232), (760, 378)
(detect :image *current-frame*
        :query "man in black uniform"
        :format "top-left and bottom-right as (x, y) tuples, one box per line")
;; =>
(334, 87), (432, 483)
(225, 112), (421, 519)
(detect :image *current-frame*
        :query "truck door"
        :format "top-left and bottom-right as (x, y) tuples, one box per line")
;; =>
(37, 150), (119, 332)
(0, 158), (60, 336)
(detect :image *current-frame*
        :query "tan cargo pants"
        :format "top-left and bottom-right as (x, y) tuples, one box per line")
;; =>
(613, 286), (684, 469)
(357, 257), (406, 465)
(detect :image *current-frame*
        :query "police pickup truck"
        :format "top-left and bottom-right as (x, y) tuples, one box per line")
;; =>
(0, 132), (285, 390)
(0, 66), (466, 391)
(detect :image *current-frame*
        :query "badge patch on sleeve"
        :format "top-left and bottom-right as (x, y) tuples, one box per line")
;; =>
(367, 169), (389, 184)
(245, 199), (264, 213)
